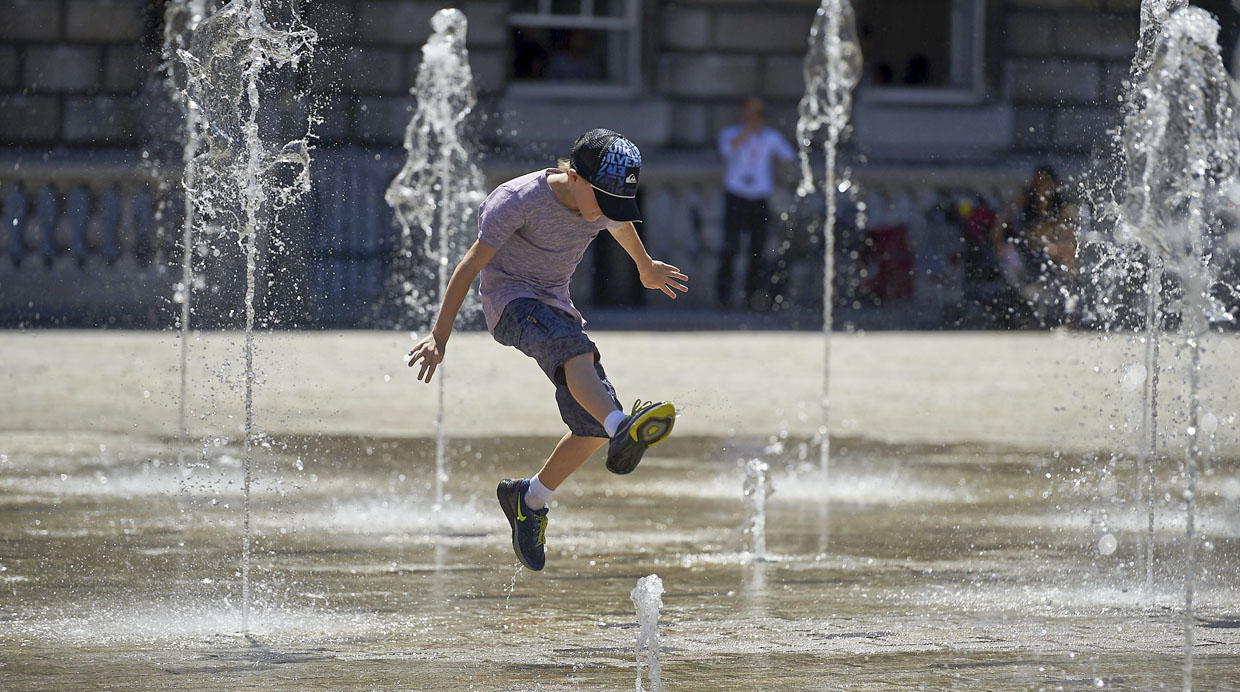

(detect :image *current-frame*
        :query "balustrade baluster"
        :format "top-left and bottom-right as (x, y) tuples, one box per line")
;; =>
(3, 185), (25, 266)
(67, 185), (91, 268)
(133, 185), (154, 266)
(34, 185), (57, 266)
(98, 185), (123, 264)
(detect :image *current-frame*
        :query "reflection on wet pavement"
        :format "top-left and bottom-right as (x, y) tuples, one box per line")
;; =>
(1, 434), (1237, 690)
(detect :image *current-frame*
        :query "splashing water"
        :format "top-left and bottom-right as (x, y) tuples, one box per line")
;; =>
(630, 574), (665, 692)
(795, 0), (862, 481)
(385, 8), (486, 510)
(1119, 8), (1240, 689)
(179, 0), (317, 635)
(742, 458), (772, 560)
(1081, 0), (1185, 328)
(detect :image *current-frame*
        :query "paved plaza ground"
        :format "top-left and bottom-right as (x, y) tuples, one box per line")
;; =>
(2, 329), (1239, 691)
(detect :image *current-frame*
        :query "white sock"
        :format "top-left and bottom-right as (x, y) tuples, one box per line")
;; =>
(524, 474), (554, 509)
(603, 409), (627, 438)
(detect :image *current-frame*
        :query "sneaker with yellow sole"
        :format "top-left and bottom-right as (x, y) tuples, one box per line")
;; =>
(605, 400), (676, 475)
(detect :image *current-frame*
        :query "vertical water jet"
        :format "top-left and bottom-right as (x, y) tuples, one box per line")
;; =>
(795, 0), (861, 481)
(385, 8), (485, 510)
(630, 574), (665, 692)
(180, 0), (317, 634)
(1119, 8), (1239, 687)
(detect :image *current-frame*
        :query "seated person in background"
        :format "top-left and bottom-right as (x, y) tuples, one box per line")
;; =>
(997, 165), (1080, 325)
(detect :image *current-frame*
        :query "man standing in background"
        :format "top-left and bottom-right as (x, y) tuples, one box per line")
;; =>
(716, 97), (798, 310)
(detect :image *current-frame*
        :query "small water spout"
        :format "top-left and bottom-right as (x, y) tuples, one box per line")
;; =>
(630, 574), (665, 692)
(385, 8), (485, 510)
(795, 0), (861, 481)
(742, 458), (772, 560)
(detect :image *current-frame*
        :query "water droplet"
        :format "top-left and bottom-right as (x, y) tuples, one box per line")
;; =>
(1098, 533), (1117, 556)
(1120, 363), (1147, 390)
(1201, 411), (1218, 434)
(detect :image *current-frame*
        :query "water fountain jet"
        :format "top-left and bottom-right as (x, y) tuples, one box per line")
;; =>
(795, 0), (862, 482)
(385, 8), (485, 510)
(162, 0), (217, 472)
(180, 0), (317, 634)
(1119, 8), (1239, 687)
(630, 574), (665, 692)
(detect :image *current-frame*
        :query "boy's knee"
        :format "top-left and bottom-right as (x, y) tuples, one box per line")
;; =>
(562, 352), (595, 373)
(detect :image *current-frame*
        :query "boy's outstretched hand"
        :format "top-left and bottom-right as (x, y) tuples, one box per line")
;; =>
(407, 333), (446, 383)
(640, 261), (690, 300)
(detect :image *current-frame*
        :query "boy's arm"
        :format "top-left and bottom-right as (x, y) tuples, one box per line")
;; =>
(608, 223), (689, 300)
(407, 239), (497, 383)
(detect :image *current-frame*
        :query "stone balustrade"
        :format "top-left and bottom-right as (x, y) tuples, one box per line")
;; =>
(0, 149), (1044, 328)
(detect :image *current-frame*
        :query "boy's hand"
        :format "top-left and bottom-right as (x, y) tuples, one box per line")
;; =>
(640, 261), (690, 300)
(407, 333), (447, 383)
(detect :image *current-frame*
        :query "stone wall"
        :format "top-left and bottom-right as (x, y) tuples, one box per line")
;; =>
(656, 0), (821, 149)
(0, 0), (159, 147)
(8, 0), (1225, 157)
(1003, 0), (1140, 154)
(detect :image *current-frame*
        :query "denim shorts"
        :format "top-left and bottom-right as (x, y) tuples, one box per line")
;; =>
(492, 298), (620, 438)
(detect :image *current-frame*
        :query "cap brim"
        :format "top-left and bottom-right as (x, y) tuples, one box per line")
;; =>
(593, 189), (642, 224)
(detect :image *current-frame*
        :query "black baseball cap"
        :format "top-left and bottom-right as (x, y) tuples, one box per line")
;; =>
(570, 129), (643, 223)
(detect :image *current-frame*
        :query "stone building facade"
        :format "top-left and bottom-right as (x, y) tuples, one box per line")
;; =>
(1, 0), (1238, 327)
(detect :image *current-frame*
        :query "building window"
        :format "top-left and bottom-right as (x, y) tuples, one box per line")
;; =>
(508, 0), (642, 97)
(856, 0), (986, 103)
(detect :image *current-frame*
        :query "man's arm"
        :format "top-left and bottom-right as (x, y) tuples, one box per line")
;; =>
(608, 223), (689, 300)
(407, 239), (497, 382)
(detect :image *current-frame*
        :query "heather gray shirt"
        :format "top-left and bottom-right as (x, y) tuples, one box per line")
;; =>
(477, 169), (624, 332)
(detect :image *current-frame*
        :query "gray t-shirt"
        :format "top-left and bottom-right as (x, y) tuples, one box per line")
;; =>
(477, 169), (624, 331)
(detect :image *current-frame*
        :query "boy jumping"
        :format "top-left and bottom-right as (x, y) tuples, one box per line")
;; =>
(407, 129), (688, 571)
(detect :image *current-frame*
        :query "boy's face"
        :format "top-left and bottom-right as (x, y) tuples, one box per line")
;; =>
(568, 170), (606, 222)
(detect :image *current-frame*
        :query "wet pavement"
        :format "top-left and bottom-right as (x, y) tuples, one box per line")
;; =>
(2, 431), (1238, 690)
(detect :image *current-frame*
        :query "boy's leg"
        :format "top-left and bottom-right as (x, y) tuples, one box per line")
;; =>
(499, 432), (606, 572)
(560, 346), (676, 477)
(535, 432), (608, 490)
(563, 352), (622, 425)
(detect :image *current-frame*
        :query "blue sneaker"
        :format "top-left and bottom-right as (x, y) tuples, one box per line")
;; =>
(497, 478), (548, 571)
(605, 400), (676, 475)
